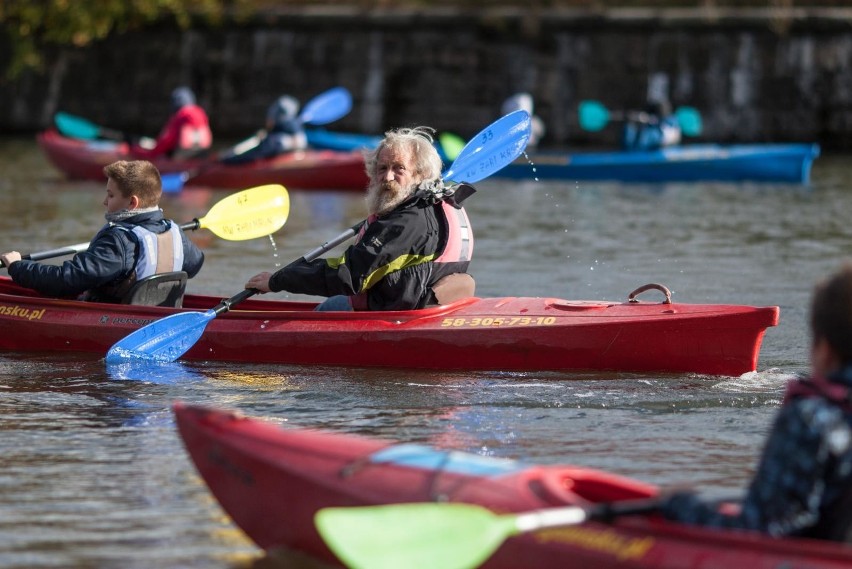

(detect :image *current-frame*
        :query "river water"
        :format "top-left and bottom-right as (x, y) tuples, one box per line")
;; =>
(0, 135), (849, 568)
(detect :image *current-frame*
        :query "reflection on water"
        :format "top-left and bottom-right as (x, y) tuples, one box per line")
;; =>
(1, 137), (852, 567)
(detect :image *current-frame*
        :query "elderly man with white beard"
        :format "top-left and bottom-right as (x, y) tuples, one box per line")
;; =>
(244, 126), (476, 311)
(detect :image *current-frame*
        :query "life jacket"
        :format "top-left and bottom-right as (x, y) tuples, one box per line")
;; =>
(131, 223), (185, 280)
(175, 105), (212, 157)
(434, 200), (474, 264)
(86, 222), (184, 303)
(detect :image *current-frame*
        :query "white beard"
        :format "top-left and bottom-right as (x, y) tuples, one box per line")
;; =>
(365, 179), (416, 217)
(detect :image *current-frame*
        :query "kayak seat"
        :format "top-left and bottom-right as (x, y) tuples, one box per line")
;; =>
(121, 271), (188, 308)
(430, 273), (476, 306)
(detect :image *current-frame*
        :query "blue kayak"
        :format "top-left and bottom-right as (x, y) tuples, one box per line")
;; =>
(497, 143), (820, 184)
(306, 128), (382, 151)
(306, 128), (458, 163)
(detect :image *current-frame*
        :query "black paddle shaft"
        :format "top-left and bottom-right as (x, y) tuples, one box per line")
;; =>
(212, 288), (258, 316)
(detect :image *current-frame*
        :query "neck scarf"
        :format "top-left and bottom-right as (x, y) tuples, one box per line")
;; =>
(105, 206), (160, 224)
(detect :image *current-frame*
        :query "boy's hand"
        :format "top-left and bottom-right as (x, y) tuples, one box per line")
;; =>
(0, 251), (22, 267)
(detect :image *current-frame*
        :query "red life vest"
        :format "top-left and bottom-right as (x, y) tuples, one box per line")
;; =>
(435, 200), (473, 263)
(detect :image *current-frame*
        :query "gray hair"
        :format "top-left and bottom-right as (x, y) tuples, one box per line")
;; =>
(363, 126), (443, 183)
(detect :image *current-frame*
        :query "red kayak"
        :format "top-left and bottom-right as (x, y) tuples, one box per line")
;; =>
(174, 403), (852, 569)
(0, 277), (776, 376)
(36, 129), (369, 191)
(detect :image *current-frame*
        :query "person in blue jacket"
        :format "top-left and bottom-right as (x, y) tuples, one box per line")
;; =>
(661, 262), (852, 542)
(622, 99), (682, 151)
(221, 95), (308, 164)
(0, 160), (204, 303)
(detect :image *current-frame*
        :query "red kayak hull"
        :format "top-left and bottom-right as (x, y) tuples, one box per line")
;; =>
(0, 276), (777, 376)
(174, 403), (852, 568)
(36, 129), (369, 191)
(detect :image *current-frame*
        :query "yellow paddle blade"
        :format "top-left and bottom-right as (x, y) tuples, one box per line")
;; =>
(196, 184), (290, 241)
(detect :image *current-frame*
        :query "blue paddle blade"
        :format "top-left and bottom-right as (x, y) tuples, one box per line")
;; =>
(160, 172), (188, 193)
(443, 110), (532, 183)
(675, 106), (703, 137)
(299, 87), (352, 126)
(578, 100), (610, 132)
(55, 112), (101, 140)
(105, 310), (216, 364)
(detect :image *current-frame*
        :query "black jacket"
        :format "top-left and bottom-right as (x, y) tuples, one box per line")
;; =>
(269, 185), (473, 311)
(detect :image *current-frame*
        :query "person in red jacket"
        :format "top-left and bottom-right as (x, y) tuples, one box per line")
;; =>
(132, 87), (212, 160)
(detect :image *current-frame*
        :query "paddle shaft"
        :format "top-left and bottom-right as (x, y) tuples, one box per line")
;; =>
(206, 222), (363, 317)
(514, 498), (662, 533)
(0, 220), (206, 270)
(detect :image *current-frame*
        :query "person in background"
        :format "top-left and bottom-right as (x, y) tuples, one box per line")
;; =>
(220, 95), (308, 164)
(0, 160), (204, 303)
(661, 262), (852, 542)
(244, 126), (475, 312)
(501, 92), (545, 149)
(621, 98), (682, 151)
(132, 86), (212, 160)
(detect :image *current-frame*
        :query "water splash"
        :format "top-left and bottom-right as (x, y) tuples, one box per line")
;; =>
(268, 235), (281, 267)
(521, 151), (539, 182)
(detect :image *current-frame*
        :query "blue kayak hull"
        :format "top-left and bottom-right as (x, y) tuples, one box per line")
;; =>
(498, 143), (820, 184)
(306, 128), (382, 151)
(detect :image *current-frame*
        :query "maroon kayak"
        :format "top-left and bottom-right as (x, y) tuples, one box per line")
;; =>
(37, 129), (369, 191)
(0, 277), (777, 376)
(174, 403), (852, 569)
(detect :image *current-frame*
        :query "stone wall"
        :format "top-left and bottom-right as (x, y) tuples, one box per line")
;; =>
(6, 6), (852, 149)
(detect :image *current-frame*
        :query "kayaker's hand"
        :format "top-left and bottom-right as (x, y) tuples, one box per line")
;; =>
(0, 251), (21, 267)
(246, 272), (273, 293)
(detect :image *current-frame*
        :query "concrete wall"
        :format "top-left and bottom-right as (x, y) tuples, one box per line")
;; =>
(6, 6), (852, 149)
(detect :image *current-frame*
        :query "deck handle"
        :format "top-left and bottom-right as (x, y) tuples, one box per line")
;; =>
(628, 283), (672, 304)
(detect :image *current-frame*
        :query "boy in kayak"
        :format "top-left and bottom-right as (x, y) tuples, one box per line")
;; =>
(220, 95), (308, 164)
(661, 262), (852, 541)
(0, 160), (204, 303)
(132, 87), (213, 159)
(244, 126), (475, 311)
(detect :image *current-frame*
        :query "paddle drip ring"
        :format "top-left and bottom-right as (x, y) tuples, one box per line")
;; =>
(627, 283), (672, 304)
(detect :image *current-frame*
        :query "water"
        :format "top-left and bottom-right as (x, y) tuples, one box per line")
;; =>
(1, 135), (850, 567)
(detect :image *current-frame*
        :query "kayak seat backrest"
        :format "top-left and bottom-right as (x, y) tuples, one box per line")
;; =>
(430, 273), (475, 306)
(121, 271), (188, 308)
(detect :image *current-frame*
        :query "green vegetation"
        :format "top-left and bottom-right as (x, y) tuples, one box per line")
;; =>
(0, 0), (250, 79)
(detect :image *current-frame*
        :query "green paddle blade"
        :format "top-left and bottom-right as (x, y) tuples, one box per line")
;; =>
(578, 100), (611, 131)
(315, 503), (520, 569)
(438, 132), (466, 161)
(675, 106), (703, 137)
(196, 184), (290, 241)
